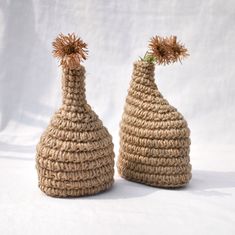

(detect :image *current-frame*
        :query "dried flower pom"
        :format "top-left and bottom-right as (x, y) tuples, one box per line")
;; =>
(52, 33), (88, 69)
(148, 35), (189, 65)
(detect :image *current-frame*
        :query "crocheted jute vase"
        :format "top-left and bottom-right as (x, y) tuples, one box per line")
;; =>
(36, 33), (115, 197)
(118, 36), (192, 188)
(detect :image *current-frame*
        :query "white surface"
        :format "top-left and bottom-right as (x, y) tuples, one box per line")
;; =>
(1, 149), (235, 235)
(0, 0), (235, 234)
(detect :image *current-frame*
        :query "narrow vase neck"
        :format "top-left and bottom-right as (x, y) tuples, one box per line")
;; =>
(131, 61), (156, 86)
(61, 66), (87, 109)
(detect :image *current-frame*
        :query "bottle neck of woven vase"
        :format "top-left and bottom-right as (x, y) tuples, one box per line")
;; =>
(61, 65), (87, 110)
(130, 61), (158, 95)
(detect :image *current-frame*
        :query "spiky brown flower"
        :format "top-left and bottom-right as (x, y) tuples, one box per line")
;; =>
(52, 33), (88, 69)
(148, 35), (189, 65)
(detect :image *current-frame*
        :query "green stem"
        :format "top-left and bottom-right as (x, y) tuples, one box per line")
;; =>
(139, 51), (157, 64)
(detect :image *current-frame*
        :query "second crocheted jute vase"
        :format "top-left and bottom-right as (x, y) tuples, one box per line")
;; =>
(118, 36), (192, 188)
(36, 33), (115, 197)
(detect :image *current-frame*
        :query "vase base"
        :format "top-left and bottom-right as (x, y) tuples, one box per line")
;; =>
(38, 180), (114, 198)
(118, 164), (192, 188)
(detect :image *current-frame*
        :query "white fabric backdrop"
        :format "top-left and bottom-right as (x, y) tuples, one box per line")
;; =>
(0, 0), (235, 234)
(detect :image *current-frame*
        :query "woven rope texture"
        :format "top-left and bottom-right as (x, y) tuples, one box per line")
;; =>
(36, 66), (115, 197)
(118, 61), (191, 188)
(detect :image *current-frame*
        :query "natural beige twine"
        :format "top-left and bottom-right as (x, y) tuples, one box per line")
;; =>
(118, 61), (191, 188)
(36, 65), (115, 197)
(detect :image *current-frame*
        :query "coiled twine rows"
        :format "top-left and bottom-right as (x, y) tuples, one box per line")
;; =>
(117, 61), (192, 187)
(36, 66), (115, 197)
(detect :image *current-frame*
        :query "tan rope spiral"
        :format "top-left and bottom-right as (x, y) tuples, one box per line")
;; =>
(117, 61), (191, 188)
(36, 34), (115, 197)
